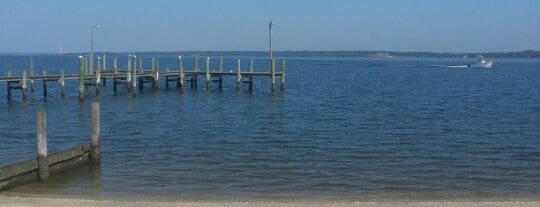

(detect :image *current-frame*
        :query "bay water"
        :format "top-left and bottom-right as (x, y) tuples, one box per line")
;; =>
(1, 54), (539, 201)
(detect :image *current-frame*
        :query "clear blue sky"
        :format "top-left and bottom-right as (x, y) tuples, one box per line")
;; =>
(1, 0), (539, 53)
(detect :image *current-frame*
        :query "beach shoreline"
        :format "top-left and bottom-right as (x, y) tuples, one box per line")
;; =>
(1, 195), (539, 207)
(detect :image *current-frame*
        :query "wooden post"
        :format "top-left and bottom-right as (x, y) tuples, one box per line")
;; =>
(153, 59), (159, 91)
(133, 56), (137, 96)
(205, 57), (210, 90)
(178, 56), (184, 90)
(219, 58), (223, 72)
(218, 58), (223, 89)
(42, 70), (48, 98)
(236, 59), (241, 90)
(249, 59), (254, 73)
(127, 55), (132, 93)
(194, 54), (199, 72)
(97, 56), (101, 72)
(113, 57), (118, 73)
(59, 69), (65, 98)
(102, 54), (106, 71)
(78, 56), (85, 102)
(7, 69), (11, 100)
(96, 57), (101, 95)
(151, 57), (156, 72)
(22, 70), (27, 101)
(281, 59), (285, 91)
(139, 57), (143, 73)
(37, 110), (49, 181)
(29, 56), (35, 92)
(270, 58), (275, 91)
(90, 102), (100, 164)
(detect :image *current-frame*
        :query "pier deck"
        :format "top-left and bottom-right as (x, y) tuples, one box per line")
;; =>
(0, 55), (285, 101)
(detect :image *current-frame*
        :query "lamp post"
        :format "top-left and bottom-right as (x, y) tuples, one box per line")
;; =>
(269, 20), (276, 60)
(90, 25), (100, 74)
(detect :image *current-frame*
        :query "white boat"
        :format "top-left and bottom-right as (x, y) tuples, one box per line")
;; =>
(468, 56), (493, 68)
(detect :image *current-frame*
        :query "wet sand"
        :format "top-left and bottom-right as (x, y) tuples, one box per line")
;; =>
(0, 196), (538, 207)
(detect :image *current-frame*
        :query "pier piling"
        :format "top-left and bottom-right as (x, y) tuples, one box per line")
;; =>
(78, 56), (85, 102)
(21, 70), (27, 101)
(90, 102), (100, 163)
(29, 56), (34, 92)
(59, 69), (65, 97)
(281, 59), (286, 91)
(271, 58), (275, 91)
(36, 110), (49, 181)
(205, 57), (210, 90)
(236, 59), (241, 90)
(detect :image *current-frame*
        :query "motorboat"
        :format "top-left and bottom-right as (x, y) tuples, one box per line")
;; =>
(468, 56), (493, 68)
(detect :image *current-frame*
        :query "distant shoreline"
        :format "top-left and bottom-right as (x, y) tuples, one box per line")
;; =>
(1, 50), (539, 58)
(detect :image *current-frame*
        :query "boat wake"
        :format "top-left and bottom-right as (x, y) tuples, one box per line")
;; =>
(397, 64), (469, 68)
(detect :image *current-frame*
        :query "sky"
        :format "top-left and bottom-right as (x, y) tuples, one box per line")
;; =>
(0, 0), (539, 53)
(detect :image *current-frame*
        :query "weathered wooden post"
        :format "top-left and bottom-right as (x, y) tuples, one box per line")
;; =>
(126, 55), (132, 93)
(236, 59), (241, 90)
(205, 57), (210, 90)
(21, 70), (27, 101)
(29, 56), (35, 92)
(270, 58), (275, 91)
(113, 57), (118, 73)
(132, 55), (137, 96)
(37, 110), (49, 181)
(249, 59), (254, 73)
(90, 102), (100, 164)
(96, 57), (101, 95)
(281, 59), (286, 91)
(42, 70), (47, 98)
(6, 70), (11, 100)
(219, 58), (223, 72)
(102, 54), (106, 71)
(59, 69), (65, 98)
(249, 59), (254, 90)
(218, 58), (223, 89)
(153, 59), (159, 91)
(151, 57), (155, 72)
(97, 56), (101, 72)
(139, 57), (143, 73)
(194, 54), (199, 72)
(78, 56), (85, 102)
(178, 56), (184, 90)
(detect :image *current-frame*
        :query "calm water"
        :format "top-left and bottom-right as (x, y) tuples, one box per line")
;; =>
(1, 54), (539, 201)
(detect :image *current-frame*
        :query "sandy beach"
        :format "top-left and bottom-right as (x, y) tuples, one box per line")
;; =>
(0, 196), (538, 207)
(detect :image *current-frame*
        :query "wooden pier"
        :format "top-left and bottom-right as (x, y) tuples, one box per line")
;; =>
(0, 55), (286, 101)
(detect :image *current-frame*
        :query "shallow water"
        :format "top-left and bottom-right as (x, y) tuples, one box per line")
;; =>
(1, 54), (540, 200)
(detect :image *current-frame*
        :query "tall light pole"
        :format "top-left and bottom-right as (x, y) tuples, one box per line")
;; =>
(90, 25), (100, 74)
(269, 20), (276, 60)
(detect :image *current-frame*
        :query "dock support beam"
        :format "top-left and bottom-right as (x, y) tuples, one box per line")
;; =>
(37, 110), (49, 181)
(177, 56), (184, 90)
